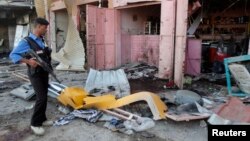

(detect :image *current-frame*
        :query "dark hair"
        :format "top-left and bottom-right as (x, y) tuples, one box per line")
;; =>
(34, 17), (49, 27)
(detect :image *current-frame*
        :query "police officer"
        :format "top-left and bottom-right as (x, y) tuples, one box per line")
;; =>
(9, 17), (53, 135)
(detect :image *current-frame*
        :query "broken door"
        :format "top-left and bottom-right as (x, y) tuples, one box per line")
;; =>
(86, 5), (116, 70)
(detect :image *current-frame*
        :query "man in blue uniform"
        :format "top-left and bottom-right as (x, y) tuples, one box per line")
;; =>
(9, 18), (53, 135)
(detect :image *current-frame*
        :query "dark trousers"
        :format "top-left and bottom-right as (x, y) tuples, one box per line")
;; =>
(28, 72), (49, 127)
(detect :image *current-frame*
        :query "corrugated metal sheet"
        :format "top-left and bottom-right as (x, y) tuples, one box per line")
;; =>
(85, 68), (130, 98)
(174, 0), (188, 88)
(215, 97), (250, 123)
(115, 10), (122, 67)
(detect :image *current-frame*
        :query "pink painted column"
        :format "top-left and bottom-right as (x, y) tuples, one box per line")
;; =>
(174, 0), (188, 88)
(158, 0), (176, 78)
(115, 10), (122, 67)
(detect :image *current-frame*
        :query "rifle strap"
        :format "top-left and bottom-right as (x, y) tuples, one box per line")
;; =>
(24, 37), (44, 52)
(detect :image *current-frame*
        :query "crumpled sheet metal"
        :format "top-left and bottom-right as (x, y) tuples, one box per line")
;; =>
(52, 0), (85, 71)
(214, 97), (250, 123)
(57, 87), (88, 109)
(83, 92), (167, 120)
(85, 68), (130, 98)
(83, 95), (116, 109)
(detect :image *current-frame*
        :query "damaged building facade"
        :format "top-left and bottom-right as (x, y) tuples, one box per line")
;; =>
(33, 0), (250, 88)
(45, 0), (189, 88)
(0, 0), (35, 55)
(0, 0), (249, 89)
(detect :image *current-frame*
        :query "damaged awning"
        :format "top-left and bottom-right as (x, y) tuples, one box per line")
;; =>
(113, 0), (161, 7)
(0, 0), (34, 8)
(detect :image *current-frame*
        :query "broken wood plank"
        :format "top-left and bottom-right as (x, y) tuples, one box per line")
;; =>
(102, 108), (142, 121)
(12, 72), (29, 82)
(102, 109), (135, 121)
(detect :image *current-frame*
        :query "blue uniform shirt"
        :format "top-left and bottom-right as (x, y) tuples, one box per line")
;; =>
(9, 33), (45, 64)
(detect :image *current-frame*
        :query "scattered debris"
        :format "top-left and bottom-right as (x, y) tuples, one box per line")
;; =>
(202, 98), (215, 109)
(85, 68), (130, 98)
(99, 114), (120, 122)
(104, 117), (155, 136)
(139, 131), (155, 138)
(193, 73), (226, 82)
(184, 76), (192, 85)
(176, 103), (199, 113)
(102, 108), (141, 122)
(229, 64), (250, 94)
(54, 109), (103, 126)
(48, 82), (67, 98)
(121, 63), (158, 79)
(0, 80), (21, 93)
(195, 102), (212, 115)
(174, 90), (202, 105)
(166, 112), (210, 122)
(10, 82), (67, 101)
(58, 105), (72, 114)
(163, 81), (177, 89)
(199, 120), (207, 128)
(123, 117), (155, 132)
(83, 92), (167, 120)
(166, 102), (211, 122)
(188, 81), (227, 97)
(104, 119), (123, 132)
(12, 72), (29, 82)
(10, 83), (34, 100)
(212, 97), (250, 123)
(241, 96), (250, 103)
(208, 114), (232, 125)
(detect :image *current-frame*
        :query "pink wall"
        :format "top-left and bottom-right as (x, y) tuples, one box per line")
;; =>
(120, 5), (160, 35)
(185, 39), (202, 76)
(121, 35), (159, 66)
(121, 34), (131, 64)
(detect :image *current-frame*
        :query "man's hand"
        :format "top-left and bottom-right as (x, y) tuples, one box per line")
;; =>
(20, 58), (38, 68)
(28, 58), (38, 68)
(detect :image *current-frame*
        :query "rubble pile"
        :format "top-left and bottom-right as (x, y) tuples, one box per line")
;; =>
(120, 63), (158, 79)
